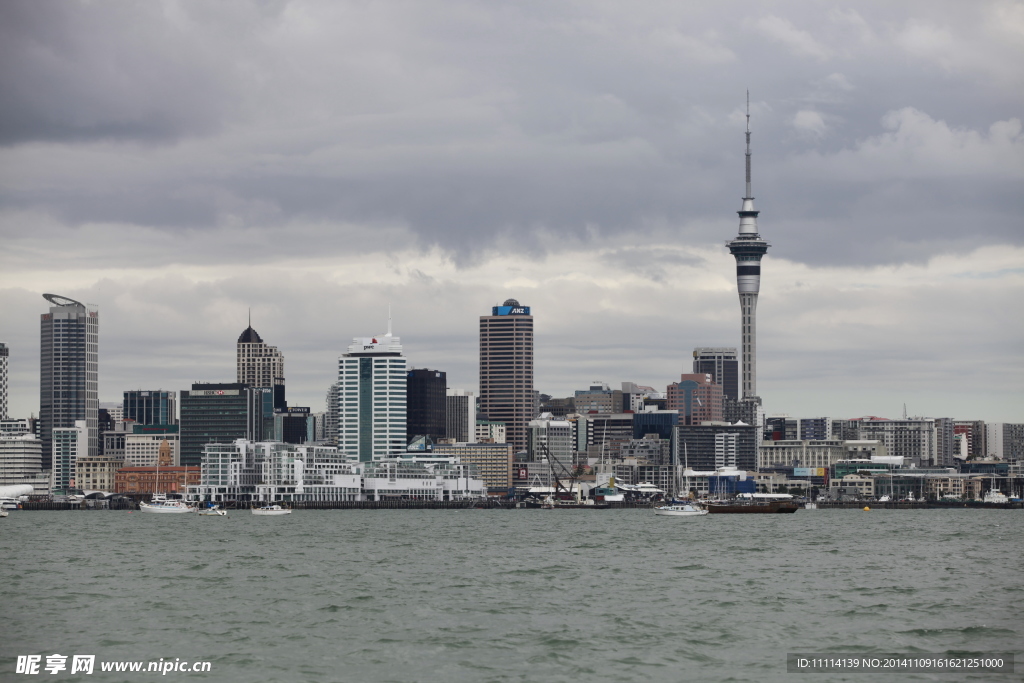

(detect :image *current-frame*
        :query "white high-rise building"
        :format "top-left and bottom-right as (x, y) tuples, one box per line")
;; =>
(446, 389), (476, 443)
(337, 324), (407, 462)
(51, 420), (87, 494)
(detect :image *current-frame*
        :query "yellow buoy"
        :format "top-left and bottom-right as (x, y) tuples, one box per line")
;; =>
(863, 506), (871, 511)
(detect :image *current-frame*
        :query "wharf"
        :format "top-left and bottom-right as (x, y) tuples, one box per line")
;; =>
(814, 501), (1022, 510)
(13, 500), (1020, 511)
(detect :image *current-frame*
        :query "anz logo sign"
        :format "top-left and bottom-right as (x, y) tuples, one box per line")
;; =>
(494, 306), (531, 316)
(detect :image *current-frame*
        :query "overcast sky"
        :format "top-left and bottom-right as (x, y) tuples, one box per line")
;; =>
(1, 0), (1022, 423)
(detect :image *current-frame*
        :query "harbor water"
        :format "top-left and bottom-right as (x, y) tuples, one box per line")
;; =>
(2, 509), (1020, 682)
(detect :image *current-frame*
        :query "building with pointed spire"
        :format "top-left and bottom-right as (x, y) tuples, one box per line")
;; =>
(336, 316), (408, 461)
(726, 95), (770, 407)
(236, 314), (285, 410)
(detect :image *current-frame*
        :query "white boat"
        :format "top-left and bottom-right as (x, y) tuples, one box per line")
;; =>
(139, 494), (194, 514)
(138, 450), (193, 513)
(804, 501), (818, 510)
(0, 509), (8, 518)
(251, 504), (292, 516)
(654, 503), (708, 517)
(197, 505), (227, 516)
(983, 490), (1009, 504)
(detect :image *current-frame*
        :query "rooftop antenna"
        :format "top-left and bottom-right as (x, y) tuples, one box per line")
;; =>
(745, 89), (752, 200)
(248, 307), (251, 329)
(903, 403), (907, 420)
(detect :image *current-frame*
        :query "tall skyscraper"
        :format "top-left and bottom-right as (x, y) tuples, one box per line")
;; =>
(479, 299), (534, 453)
(0, 342), (8, 420)
(123, 390), (177, 426)
(237, 320), (286, 410)
(726, 97), (770, 403)
(406, 369), (447, 443)
(692, 347), (738, 401)
(40, 294), (99, 467)
(337, 323), (407, 462)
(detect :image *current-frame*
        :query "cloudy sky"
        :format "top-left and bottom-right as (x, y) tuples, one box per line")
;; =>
(1, 0), (1022, 423)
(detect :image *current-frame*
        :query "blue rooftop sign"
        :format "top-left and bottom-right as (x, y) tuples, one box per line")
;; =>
(492, 305), (530, 316)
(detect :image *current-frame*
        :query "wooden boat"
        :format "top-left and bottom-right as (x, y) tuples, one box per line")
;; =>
(707, 500), (800, 514)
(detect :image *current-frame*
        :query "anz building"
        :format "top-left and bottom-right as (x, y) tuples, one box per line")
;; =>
(479, 299), (534, 454)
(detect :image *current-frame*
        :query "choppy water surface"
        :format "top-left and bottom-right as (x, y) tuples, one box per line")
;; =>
(1, 509), (1020, 682)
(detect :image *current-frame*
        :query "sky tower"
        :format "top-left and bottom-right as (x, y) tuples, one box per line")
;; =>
(726, 94), (770, 403)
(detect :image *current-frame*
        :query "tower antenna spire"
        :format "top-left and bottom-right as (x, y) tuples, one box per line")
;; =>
(248, 307), (251, 328)
(745, 90), (752, 200)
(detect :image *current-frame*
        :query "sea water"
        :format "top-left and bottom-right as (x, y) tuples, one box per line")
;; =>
(1, 509), (1020, 682)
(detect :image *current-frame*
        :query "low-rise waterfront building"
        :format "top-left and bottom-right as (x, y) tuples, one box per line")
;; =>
(186, 439), (484, 504)
(0, 432), (44, 487)
(361, 458), (484, 501)
(115, 440), (198, 495)
(76, 455), (124, 492)
(115, 466), (200, 496)
(431, 442), (513, 494)
(828, 474), (876, 498)
(759, 439), (887, 470)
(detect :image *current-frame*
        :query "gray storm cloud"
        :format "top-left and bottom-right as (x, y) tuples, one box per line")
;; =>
(1, 0), (1022, 421)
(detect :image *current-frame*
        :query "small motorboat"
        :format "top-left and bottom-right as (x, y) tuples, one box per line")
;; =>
(197, 505), (227, 516)
(654, 503), (708, 517)
(251, 504), (292, 516)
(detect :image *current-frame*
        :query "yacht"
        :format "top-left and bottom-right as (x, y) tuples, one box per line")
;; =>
(197, 504), (227, 516)
(139, 494), (194, 514)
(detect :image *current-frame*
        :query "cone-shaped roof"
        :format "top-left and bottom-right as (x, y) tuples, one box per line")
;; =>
(237, 326), (263, 344)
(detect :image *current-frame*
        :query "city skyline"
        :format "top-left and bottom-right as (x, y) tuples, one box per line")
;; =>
(0, 1), (1021, 423)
